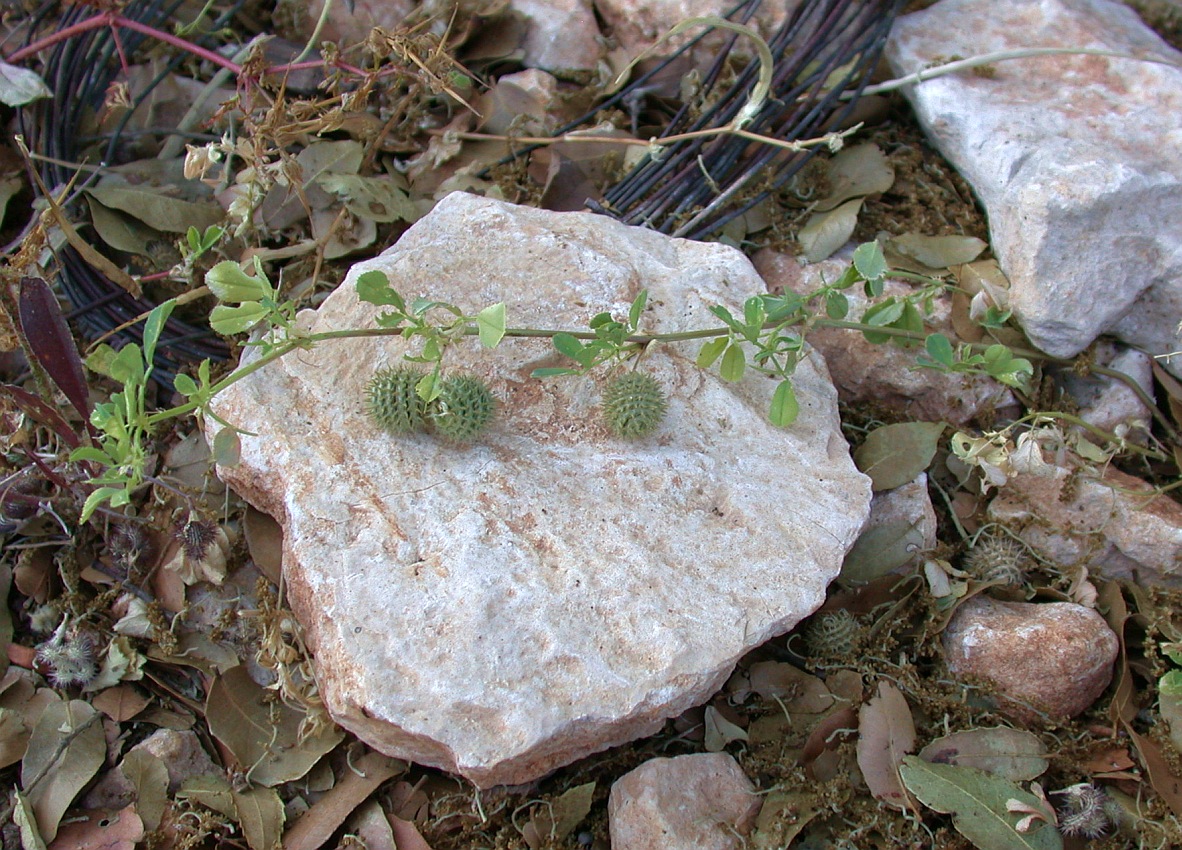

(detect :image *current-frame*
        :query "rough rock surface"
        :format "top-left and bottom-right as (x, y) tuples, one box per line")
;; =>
(943, 597), (1119, 723)
(863, 472), (938, 567)
(989, 459), (1182, 589)
(608, 753), (762, 850)
(208, 193), (870, 787)
(1059, 341), (1154, 439)
(276, 0), (414, 49)
(885, 0), (1182, 371)
(754, 246), (1015, 426)
(511, 0), (602, 72)
(595, 0), (791, 56)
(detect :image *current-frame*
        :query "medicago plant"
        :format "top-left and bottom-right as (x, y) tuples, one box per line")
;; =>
(74, 240), (1035, 521)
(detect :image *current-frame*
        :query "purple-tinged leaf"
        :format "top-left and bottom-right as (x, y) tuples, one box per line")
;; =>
(0, 383), (81, 448)
(18, 277), (90, 421)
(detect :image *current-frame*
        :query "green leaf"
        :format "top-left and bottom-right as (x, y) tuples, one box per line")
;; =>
(925, 333), (956, 367)
(212, 427), (241, 466)
(415, 372), (439, 403)
(628, 290), (648, 330)
(854, 421), (946, 491)
(896, 301), (925, 337)
(81, 486), (126, 523)
(841, 521), (928, 584)
(356, 270), (404, 308)
(210, 302), (269, 336)
(476, 302), (506, 348)
(762, 291), (803, 321)
(743, 296), (767, 332)
(899, 757), (1062, 850)
(697, 337), (729, 369)
(708, 305), (742, 331)
(531, 367), (580, 378)
(719, 342), (746, 382)
(206, 261), (271, 303)
(769, 380), (798, 427)
(826, 291), (849, 319)
(109, 343), (146, 386)
(173, 373), (199, 396)
(863, 298), (905, 328)
(1163, 643), (1182, 667)
(142, 299), (177, 366)
(552, 332), (585, 361)
(588, 312), (613, 330)
(853, 241), (888, 282)
(69, 446), (115, 465)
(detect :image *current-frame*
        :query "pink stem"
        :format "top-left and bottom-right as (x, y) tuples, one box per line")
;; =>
(4, 13), (240, 75)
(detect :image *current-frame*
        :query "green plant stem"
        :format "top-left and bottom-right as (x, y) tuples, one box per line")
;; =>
(145, 316), (1175, 452)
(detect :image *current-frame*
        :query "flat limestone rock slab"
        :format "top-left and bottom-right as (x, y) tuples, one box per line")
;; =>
(208, 193), (870, 787)
(885, 0), (1182, 371)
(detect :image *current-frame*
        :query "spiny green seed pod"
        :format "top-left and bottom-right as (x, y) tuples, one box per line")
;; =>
(963, 531), (1031, 586)
(367, 367), (428, 434)
(429, 374), (496, 443)
(802, 609), (863, 659)
(603, 372), (668, 439)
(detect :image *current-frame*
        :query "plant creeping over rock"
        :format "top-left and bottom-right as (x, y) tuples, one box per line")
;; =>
(73, 241), (1040, 519)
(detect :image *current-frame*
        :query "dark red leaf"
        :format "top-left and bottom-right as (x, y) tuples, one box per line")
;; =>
(18, 276), (91, 421)
(0, 383), (81, 448)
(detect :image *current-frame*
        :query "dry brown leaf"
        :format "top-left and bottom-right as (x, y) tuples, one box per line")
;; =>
(46, 804), (143, 850)
(747, 661), (835, 714)
(703, 705), (748, 752)
(801, 705), (857, 777)
(120, 750), (169, 832)
(91, 685), (150, 722)
(283, 751), (406, 850)
(346, 800), (399, 850)
(0, 672), (59, 768)
(205, 665), (345, 787)
(21, 699), (106, 842)
(856, 681), (917, 812)
(917, 727), (1048, 782)
(14, 547), (53, 602)
(522, 781), (595, 850)
(390, 815), (434, 850)
(814, 142), (894, 212)
(244, 506), (284, 585)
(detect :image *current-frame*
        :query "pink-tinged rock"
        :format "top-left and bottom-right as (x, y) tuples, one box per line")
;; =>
(275, 0), (414, 48)
(988, 455), (1182, 588)
(207, 193), (870, 788)
(512, 0), (602, 72)
(942, 597), (1119, 723)
(609, 753), (762, 850)
(885, 0), (1182, 373)
(596, 0), (791, 56)
(754, 246), (1015, 426)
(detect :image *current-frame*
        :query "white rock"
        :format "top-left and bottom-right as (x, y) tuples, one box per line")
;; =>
(865, 472), (938, 563)
(208, 193), (870, 788)
(885, 0), (1182, 371)
(1058, 341), (1154, 439)
(512, 0), (603, 73)
(608, 753), (761, 850)
(754, 246), (1015, 426)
